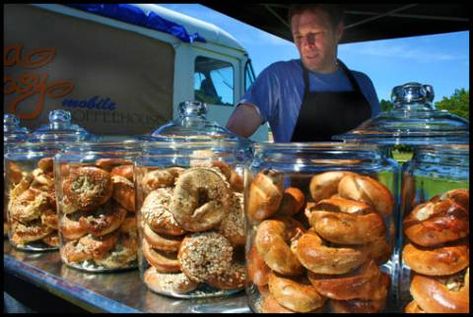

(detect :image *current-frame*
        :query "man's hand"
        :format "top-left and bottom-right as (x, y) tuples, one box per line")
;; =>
(226, 103), (263, 138)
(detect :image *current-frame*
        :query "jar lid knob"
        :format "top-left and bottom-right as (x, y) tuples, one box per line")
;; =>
(391, 82), (435, 111)
(178, 100), (207, 118)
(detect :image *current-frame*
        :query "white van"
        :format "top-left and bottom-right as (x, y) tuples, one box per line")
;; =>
(4, 3), (268, 141)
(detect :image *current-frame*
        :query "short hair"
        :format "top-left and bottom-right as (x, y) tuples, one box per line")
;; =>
(288, 4), (345, 28)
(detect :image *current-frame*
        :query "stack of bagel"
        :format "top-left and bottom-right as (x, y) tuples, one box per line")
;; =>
(402, 188), (469, 313)
(58, 159), (138, 270)
(8, 157), (59, 249)
(247, 169), (394, 313)
(138, 159), (247, 296)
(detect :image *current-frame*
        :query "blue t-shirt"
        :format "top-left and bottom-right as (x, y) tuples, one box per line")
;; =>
(238, 59), (380, 142)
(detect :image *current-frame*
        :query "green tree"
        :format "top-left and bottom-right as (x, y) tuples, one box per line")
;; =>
(434, 88), (469, 120)
(380, 99), (394, 112)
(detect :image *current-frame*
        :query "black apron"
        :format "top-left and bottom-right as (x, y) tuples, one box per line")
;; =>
(290, 60), (372, 142)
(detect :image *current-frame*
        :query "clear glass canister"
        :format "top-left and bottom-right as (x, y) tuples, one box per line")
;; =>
(399, 143), (469, 313)
(54, 137), (140, 272)
(5, 110), (91, 251)
(245, 142), (399, 313)
(135, 140), (249, 298)
(4, 114), (30, 238)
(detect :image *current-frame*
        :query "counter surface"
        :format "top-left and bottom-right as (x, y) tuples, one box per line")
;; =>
(3, 240), (251, 313)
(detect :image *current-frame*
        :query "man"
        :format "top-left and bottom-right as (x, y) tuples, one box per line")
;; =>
(226, 4), (380, 142)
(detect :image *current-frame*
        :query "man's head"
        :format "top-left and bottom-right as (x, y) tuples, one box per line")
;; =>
(289, 4), (344, 73)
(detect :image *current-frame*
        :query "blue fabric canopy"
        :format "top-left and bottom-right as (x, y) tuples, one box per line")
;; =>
(67, 4), (206, 43)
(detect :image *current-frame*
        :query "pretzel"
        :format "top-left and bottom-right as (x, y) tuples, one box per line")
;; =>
(247, 245), (271, 286)
(95, 158), (133, 171)
(309, 171), (355, 203)
(247, 169), (284, 221)
(141, 167), (184, 193)
(9, 188), (51, 223)
(60, 211), (88, 240)
(111, 175), (136, 212)
(61, 232), (118, 264)
(94, 233), (138, 269)
(275, 187), (306, 217)
(440, 188), (469, 210)
(144, 267), (198, 295)
(78, 201), (127, 237)
(142, 238), (181, 273)
(10, 219), (54, 245)
(110, 164), (134, 182)
(404, 300), (425, 313)
(143, 223), (183, 252)
(330, 297), (387, 313)
(260, 293), (295, 313)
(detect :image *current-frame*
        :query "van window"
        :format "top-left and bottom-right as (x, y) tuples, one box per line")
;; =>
(244, 59), (256, 91)
(194, 56), (233, 106)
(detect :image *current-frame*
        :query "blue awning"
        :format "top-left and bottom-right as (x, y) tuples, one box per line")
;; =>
(66, 4), (206, 43)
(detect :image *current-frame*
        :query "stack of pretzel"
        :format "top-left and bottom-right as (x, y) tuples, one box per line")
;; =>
(138, 157), (247, 296)
(8, 157), (59, 249)
(247, 170), (394, 313)
(402, 188), (469, 313)
(58, 158), (138, 270)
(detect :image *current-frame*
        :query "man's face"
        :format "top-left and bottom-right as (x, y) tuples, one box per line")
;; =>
(291, 8), (343, 73)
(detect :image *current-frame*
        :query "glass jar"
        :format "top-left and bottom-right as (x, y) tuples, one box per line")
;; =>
(54, 137), (140, 272)
(4, 114), (30, 238)
(399, 143), (469, 313)
(5, 110), (91, 251)
(245, 142), (399, 313)
(135, 140), (249, 298)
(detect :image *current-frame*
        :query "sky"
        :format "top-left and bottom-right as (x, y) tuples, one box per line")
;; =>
(159, 3), (469, 103)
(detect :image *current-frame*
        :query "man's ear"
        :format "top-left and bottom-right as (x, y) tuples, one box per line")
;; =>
(335, 22), (344, 42)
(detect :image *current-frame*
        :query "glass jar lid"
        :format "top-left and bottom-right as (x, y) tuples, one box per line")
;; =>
(150, 100), (241, 141)
(4, 113), (30, 144)
(30, 109), (92, 142)
(334, 82), (469, 145)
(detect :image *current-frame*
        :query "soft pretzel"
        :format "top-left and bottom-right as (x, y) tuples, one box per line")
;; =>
(404, 300), (425, 313)
(61, 232), (118, 264)
(144, 267), (198, 295)
(403, 199), (469, 247)
(94, 233), (138, 269)
(330, 297), (387, 313)
(78, 201), (127, 237)
(62, 166), (113, 212)
(309, 171), (355, 203)
(10, 219), (54, 245)
(247, 169), (284, 221)
(358, 235), (393, 265)
(6, 161), (26, 184)
(142, 238), (181, 273)
(111, 175), (135, 212)
(311, 196), (375, 215)
(294, 230), (366, 275)
(247, 245), (271, 286)
(141, 188), (186, 236)
(338, 173), (394, 216)
(41, 209), (58, 230)
(143, 223), (183, 252)
(170, 167), (231, 232)
(60, 211), (88, 240)
(260, 293), (295, 313)
(410, 268), (469, 313)
(177, 231), (233, 283)
(275, 187), (305, 217)
(229, 169), (244, 193)
(9, 188), (51, 223)
(440, 188), (469, 210)
(42, 232), (60, 247)
(268, 272), (326, 313)
(307, 260), (388, 301)
(95, 158), (133, 171)
(402, 242), (469, 276)
(217, 192), (245, 247)
(255, 218), (304, 276)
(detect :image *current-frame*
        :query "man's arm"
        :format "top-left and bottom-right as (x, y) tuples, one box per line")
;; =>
(226, 103), (263, 138)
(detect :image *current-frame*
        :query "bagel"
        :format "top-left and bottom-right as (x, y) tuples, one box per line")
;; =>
(78, 201), (127, 237)
(403, 199), (469, 247)
(309, 171), (355, 203)
(141, 167), (184, 193)
(206, 261), (247, 290)
(31, 167), (54, 188)
(440, 188), (469, 210)
(37, 157), (53, 172)
(330, 297), (387, 313)
(307, 260), (388, 301)
(402, 242), (469, 276)
(110, 164), (134, 182)
(143, 223), (183, 252)
(275, 187), (306, 217)
(337, 173), (394, 216)
(10, 219), (54, 245)
(268, 272), (326, 313)
(144, 267), (198, 295)
(9, 188), (51, 223)
(62, 166), (113, 212)
(404, 300), (426, 313)
(95, 158), (132, 171)
(294, 230), (366, 275)
(247, 245), (271, 286)
(311, 196), (375, 215)
(410, 269), (469, 313)
(61, 232), (118, 264)
(358, 235), (393, 265)
(60, 211), (88, 240)
(306, 208), (386, 245)
(142, 238), (181, 273)
(247, 169), (284, 222)
(255, 218), (304, 276)
(260, 293), (295, 313)
(170, 167), (231, 232)
(111, 175), (135, 212)
(6, 161), (26, 184)
(119, 214), (137, 235)
(141, 188), (186, 236)
(218, 192), (245, 247)
(177, 231), (233, 283)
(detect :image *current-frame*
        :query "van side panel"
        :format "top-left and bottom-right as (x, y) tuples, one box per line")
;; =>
(4, 4), (174, 135)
